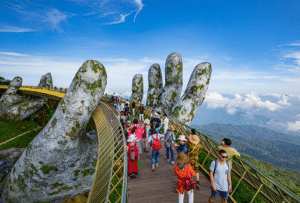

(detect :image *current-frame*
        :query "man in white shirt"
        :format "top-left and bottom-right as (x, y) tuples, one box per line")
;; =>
(209, 149), (232, 203)
(163, 113), (169, 134)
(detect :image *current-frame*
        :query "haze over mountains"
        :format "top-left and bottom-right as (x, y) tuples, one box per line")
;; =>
(191, 123), (300, 171)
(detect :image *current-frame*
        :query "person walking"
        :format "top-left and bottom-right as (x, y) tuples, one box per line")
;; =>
(138, 103), (145, 122)
(147, 128), (164, 171)
(128, 120), (144, 155)
(165, 125), (176, 164)
(174, 152), (195, 203)
(143, 119), (151, 152)
(116, 101), (122, 119)
(150, 112), (162, 133)
(127, 135), (139, 180)
(163, 113), (169, 134)
(209, 149), (232, 203)
(174, 135), (188, 154)
(131, 100), (136, 116)
(217, 138), (240, 169)
(187, 129), (202, 189)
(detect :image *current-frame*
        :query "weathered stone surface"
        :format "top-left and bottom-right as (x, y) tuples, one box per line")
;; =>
(157, 52), (183, 114)
(0, 77), (24, 108)
(146, 64), (163, 108)
(38, 73), (53, 89)
(172, 62), (212, 124)
(0, 148), (25, 195)
(5, 98), (46, 120)
(3, 60), (107, 203)
(130, 74), (143, 104)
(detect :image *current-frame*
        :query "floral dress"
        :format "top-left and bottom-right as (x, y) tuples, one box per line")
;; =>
(187, 142), (202, 173)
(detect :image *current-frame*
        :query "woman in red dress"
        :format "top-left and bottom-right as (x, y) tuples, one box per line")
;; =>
(127, 134), (139, 180)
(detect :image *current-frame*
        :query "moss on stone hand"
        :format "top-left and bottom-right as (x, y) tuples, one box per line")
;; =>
(51, 183), (64, 189)
(40, 166), (58, 174)
(173, 106), (182, 118)
(51, 118), (57, 127)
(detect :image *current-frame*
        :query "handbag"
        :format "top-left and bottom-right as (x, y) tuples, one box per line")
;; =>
(185, 178), (196, 191)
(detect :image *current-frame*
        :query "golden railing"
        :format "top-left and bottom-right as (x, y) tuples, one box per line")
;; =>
(0, 86), (128, 203)
(138, 105), (300, 203)
(88, 101), (127, 203)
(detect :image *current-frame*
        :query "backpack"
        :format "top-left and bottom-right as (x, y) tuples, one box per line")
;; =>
(151, 134), (162, 151)
(213, 159), (230, 177)
(130, 145), (137, 161)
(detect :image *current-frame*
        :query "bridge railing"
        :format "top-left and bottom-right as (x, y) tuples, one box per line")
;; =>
(138, 105), (300, 203)
(87, 101), (127, 203)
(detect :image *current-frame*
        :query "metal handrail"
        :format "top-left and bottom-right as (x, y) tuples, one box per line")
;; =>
(138, 104), (300, 203)
(0, 86), (128, 203)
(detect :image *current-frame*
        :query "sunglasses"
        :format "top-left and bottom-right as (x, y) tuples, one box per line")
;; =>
(221, 156), (228, 158)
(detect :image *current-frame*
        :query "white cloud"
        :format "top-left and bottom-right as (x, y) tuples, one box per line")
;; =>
(205, 92), (282, 114)
(0, 52), (29, 57)
(69, 0), (144, 25)
(133, 0), (144, 22)
(287, 120), (300, 132)
(277, 95), (292, 106)
(45, 9), (68, 29)
(0, 25), (35, 33)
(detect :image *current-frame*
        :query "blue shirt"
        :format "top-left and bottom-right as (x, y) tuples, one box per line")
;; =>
(176, 143), (187, 154)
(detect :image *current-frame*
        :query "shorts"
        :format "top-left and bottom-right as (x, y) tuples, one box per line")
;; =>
(211, 187), (229, 200)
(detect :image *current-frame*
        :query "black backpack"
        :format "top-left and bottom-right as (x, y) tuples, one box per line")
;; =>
(213, 159), (230, 177)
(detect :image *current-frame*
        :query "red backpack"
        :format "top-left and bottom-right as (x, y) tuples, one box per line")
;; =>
(151, 134), (162, 151)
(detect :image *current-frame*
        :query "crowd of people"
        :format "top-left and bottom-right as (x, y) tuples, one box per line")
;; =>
(109, 94), (240, 203)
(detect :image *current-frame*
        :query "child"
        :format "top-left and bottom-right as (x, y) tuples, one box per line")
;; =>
(127, 135), (139, 180)
(147, 128), (164, 171)
(174, 152), (195, 203)
(165, 125), (176, 164)
(174, 135), (188, 154)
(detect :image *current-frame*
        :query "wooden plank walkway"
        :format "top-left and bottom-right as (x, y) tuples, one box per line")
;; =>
(127, 140), (223, 203)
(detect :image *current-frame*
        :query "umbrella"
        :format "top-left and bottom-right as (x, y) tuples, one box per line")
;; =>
(128, 124), (144, 140)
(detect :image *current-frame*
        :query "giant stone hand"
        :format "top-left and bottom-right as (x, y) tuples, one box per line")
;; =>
(145, 52), (212, 124)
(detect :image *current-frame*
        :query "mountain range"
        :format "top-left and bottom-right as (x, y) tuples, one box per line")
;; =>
(191, 123), (300, 171)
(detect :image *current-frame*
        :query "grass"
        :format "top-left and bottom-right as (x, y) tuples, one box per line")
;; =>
(0, 117), (40, 143)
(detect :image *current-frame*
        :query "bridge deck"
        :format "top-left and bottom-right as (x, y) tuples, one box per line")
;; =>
(127, 140), (223, 203)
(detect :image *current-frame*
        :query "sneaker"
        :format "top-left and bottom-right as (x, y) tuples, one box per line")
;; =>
(167, 159), (170, 163)
(132, 175), (137, 179)
(130, 175), (135, 180)
(171, 161), (175, 165)
(151, 167), (155, 171)
(155, 163), (159, 168)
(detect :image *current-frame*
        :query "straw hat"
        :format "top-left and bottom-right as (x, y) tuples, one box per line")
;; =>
(177, 152), (189, 164)
(178, 135), (187, 141)
(127, 120), (131, 124)
(189, 134), (200, 145)
(144, 119), (150, 125)
(169, 125), (174, 131)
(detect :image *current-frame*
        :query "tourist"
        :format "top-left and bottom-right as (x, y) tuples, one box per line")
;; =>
(150, 112), (162, 133)
(164, 125), (176, 164)
(128, 119), (144, 155)
(124, 102), (129, 114)
(116, 101), (122, 119)
(143, 119), (151, 152)
(163, 113), (169, 134)
(174, 135), (188, 154)
(126, 112), (133, 124)
(127, 134), (139, 180)
(209, 149), (231, 203)
(217, 138), (240, 168)
(187, 129), (202, 189)
(139, 103), (145, 122)
(150, 109), (156, 118)
(174, 152), (195, 203)
(147, 128), (164, 171)
(131, 100), (136, 115)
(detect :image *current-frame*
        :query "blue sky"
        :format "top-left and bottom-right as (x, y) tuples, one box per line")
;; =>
(1, 0), (300, 96)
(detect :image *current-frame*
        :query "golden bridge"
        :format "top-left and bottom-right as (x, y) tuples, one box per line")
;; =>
(0, 85), (299, 203)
